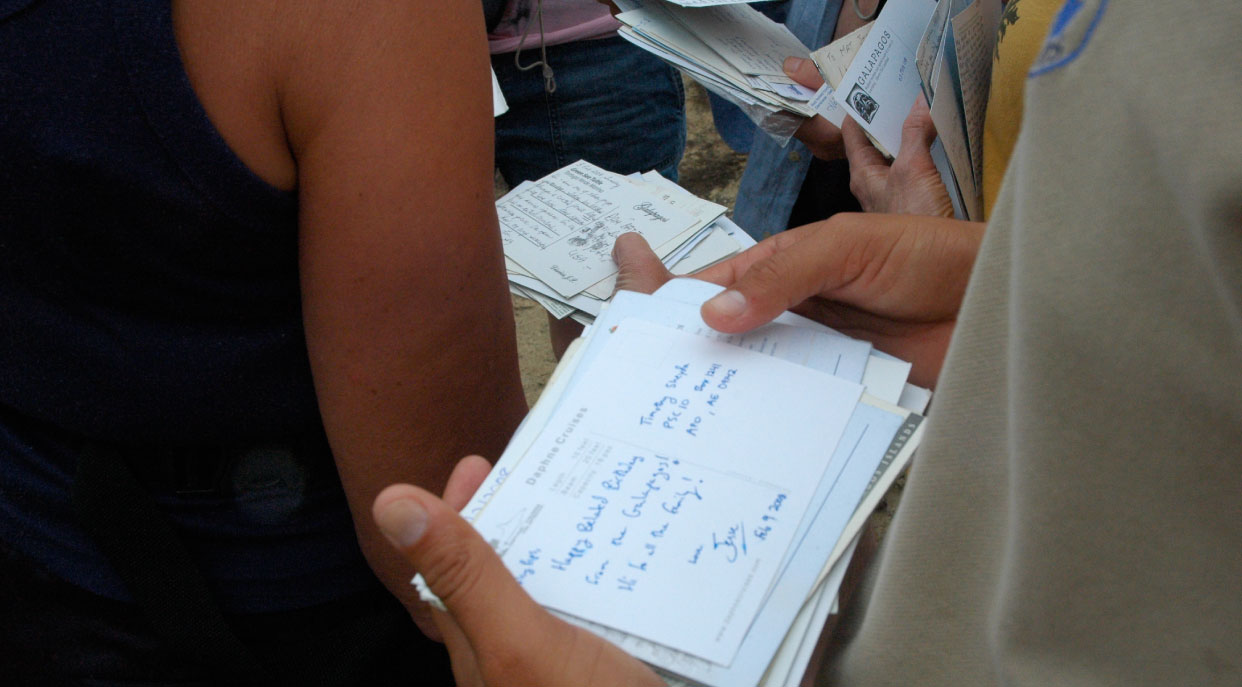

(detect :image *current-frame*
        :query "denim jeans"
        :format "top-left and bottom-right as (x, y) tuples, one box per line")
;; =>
(493, 35), (687, 185)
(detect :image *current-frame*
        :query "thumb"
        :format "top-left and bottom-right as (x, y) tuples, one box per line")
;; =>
(612, 232), (673, 295)
(372, 485), (563, 659)
(782, 56), (825, 90)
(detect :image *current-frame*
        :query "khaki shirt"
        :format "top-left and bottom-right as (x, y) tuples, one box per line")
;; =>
(826, 3), (1242, 684)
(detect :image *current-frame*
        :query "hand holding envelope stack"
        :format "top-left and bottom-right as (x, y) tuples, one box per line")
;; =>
(613, 0), (820, 144)
(611, 0), (1003, 221)
(811, 0), (1003, 220)
(501, 159), (755, 325)
(416, 279), (932, 687)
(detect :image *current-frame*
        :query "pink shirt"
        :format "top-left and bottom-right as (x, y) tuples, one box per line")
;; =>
(488, 0), (620, 54)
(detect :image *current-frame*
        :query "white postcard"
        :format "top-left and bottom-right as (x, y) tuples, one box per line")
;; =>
(499, 160), (698, 298)
(833, 0), (939, 154)
(662, 2), (811, 78)
(468, 319), (862, 664)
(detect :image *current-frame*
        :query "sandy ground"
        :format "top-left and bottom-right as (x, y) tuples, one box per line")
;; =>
(504, 79), (906, 530)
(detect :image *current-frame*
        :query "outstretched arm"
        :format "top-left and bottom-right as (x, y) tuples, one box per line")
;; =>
(611, 210), (982, 389)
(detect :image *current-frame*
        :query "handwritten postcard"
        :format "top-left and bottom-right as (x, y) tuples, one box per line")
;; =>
(812, 22), (873, 90)
(615, 0), (815, 119)
(569, 288), (875, 392)
(581, 396), (919, 687)
(499, 160), (698, 298)
(639, 281), (912, 405)
(428, 281), (928, 686)
(659, 3), (811, 78)
(468, 319), (862, 664)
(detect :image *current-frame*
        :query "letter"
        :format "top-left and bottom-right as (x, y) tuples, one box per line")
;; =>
(585, 561), (609, 585)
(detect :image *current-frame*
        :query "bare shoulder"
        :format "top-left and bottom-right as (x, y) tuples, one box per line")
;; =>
(172, 0), (491, 191)
(268, 0), (492, 163)
(171, 1), (295, 190)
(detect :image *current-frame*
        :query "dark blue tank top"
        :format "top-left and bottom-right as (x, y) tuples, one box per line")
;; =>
(0, 0), (375, 611)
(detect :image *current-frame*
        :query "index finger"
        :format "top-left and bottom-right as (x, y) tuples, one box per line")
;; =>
(699, 222), (847, 332)
(842, 115), (889, 172)
(690, 228), (810, 288)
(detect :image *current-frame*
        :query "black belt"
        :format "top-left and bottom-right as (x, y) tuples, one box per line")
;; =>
(122, 431), (338, 499)
(69, 430), (338, 682)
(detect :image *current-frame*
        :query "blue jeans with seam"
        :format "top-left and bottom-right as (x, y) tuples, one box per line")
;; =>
(492, 35), (687, 185)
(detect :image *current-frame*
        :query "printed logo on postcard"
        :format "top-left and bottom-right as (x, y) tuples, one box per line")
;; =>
(846, 85), (880, 123)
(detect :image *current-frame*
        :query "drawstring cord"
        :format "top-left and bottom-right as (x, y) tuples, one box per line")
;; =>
(513, 0), (557, 93)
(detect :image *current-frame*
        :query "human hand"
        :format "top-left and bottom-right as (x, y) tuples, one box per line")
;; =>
(397, 456), (494, 642)
(694, 213), (983, 388)
(373, 458), (664, 687)
(547, 233), (671, 360)
(842, 95), (954, 217)
(783, 57), (845, 161)
(611, 232), (676, 295)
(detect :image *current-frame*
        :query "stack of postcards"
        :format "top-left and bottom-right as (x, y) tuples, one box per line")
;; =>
(612, 0), (1002, 221)
(613, 0), (819, 124)
(417, 279), (932, 687)
(501, 159), (753, 325)
(809, 0), (1001, 220)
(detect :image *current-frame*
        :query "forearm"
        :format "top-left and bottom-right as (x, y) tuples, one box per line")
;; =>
(276, 0), (529, 618)
(304, 243), (527, 612)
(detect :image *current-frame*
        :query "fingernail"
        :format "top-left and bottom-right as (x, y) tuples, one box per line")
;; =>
(376, 499), (428, 548)
(704, 290), (747, 319)
(783, 57), (805, 75)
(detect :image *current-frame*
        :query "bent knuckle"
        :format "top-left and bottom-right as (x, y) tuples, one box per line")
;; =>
(478, 642), (532, 681)
(421, 540), (488, 609)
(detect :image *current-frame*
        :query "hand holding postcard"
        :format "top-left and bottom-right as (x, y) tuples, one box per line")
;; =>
(418, 280), (930, 687)
(500, 161), (748, 325)
(468, 318), (862, 664)
(826, 0), (1002, 220)
(500, 160), (702, 299)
